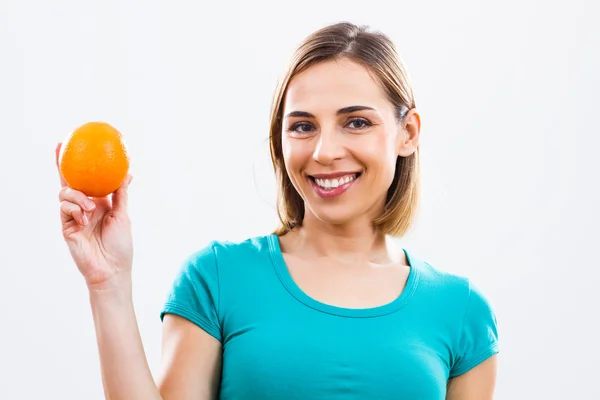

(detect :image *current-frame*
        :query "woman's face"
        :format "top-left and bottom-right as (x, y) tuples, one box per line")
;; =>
(281, 59), (420, 228)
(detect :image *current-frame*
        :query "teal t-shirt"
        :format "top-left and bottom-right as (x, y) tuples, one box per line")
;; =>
(160, 234), (499, 399)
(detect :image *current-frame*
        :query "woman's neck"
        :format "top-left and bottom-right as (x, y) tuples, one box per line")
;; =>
(280, 213), (405, 266)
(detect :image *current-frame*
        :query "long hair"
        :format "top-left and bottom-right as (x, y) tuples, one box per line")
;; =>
(269, 22), (420, 236)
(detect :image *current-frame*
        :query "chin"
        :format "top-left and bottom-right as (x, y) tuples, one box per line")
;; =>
(304, 204), (365, 228)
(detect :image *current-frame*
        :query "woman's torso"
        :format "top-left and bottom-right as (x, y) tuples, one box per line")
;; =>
(160, 234), (498, 400)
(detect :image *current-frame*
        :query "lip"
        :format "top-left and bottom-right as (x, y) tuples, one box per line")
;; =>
(307, 174), (360, 199)
(308, 171), (362, 179)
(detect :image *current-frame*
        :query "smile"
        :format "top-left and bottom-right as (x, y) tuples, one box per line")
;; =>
(307, 172), (361, 199)
(314, 174), (357, 189)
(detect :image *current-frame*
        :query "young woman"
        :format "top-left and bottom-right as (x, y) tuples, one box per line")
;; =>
(57, 22), (499, 400)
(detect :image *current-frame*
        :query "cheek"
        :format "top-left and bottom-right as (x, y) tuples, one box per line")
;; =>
(281, 137), (294, 169)
(355, 135), (398, 179)
(281, 137), (307, 175)
(281, 140), (313, 198)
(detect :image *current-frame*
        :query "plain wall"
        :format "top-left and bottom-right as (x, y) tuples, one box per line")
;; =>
(1, 0), (598, 398)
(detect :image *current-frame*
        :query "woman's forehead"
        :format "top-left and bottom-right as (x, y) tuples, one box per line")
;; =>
(284, 60), (389, 113)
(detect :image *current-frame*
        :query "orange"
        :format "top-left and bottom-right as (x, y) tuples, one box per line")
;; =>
(59, 122), (130, 197)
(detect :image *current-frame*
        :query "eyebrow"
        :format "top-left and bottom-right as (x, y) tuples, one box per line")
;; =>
(284, 105), (375, 119)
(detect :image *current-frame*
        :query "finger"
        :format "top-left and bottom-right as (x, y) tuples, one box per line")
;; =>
(112, 174), (133, 214)
(60, 200), (88, 225)
(59, 186), (96, 212)
(55, 142), (67, 188)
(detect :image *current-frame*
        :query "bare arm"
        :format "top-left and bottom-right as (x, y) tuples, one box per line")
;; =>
(156, 314), (222, 399)
(56, 142), (221, 399)
(446, 355), (498, 400)
(89, 280), (162, 400)
(89, 280), (222, 400)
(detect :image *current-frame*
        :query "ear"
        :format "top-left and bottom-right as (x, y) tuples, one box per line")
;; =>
(397, 109), (421, 157)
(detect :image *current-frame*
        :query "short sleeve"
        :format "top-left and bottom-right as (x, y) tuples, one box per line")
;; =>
(160, 242), (222, 342)
(449, 280), (499, 378)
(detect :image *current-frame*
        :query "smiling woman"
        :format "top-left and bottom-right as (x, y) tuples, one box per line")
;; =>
(270, 34), (420, 237)
(57, 21), (499, 400)
(276, 58), (418, 234)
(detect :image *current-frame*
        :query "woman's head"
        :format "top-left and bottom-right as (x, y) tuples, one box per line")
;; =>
(270, 22), (421, 236)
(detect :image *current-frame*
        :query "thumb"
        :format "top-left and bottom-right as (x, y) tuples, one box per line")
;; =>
(112, 174), (133, 214)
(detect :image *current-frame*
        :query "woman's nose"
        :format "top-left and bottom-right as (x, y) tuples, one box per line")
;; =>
(312, 129), (345, 165)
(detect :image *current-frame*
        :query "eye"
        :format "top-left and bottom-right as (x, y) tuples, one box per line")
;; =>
(289, 122), (315, 134)
(346, 118), (372, 130)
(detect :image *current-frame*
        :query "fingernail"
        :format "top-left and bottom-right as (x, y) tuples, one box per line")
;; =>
(84, 199), (95, 211)
(82, 213), (89, 225)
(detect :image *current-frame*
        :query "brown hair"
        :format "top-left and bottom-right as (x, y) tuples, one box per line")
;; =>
(269, 22), (420, 237)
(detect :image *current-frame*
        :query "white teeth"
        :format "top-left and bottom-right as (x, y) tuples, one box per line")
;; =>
(314, 174), (357, 189)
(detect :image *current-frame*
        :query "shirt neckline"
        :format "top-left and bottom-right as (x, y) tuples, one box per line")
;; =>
(267, 233), (421, 318)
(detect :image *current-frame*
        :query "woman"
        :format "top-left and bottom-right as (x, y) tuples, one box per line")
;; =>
(57, 22), (498, 399)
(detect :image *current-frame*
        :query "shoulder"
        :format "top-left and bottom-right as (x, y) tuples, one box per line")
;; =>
(176, 234), (276, 287)
(183, 234), (273, 267)
(161, 234), (276, 335)
(419, 257), (494, 314)
(409, 253), (473, 306)
(407, 251), (498, 340)
(407, 251), (499, 376)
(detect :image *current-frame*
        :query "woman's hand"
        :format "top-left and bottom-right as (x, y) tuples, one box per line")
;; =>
(56, 142), (134, 290)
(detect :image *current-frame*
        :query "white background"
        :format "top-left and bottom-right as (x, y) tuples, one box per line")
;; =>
(1, 0), (599, 398)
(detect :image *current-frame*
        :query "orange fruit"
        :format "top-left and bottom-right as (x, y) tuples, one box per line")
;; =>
(59, 122), (130, 197)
